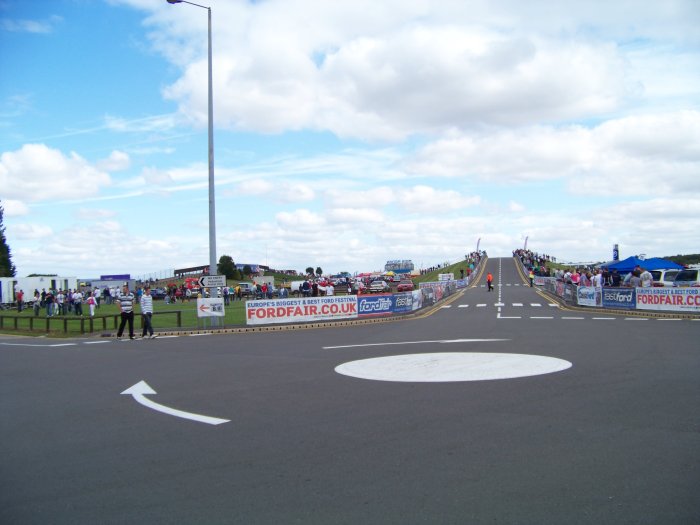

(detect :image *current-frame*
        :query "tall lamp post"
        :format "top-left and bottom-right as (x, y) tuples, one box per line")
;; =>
(166, 0), (219, 320)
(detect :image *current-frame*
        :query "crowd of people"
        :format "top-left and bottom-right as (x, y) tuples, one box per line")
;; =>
(514, 249), (655, 288)
(17, 287), (100, 317)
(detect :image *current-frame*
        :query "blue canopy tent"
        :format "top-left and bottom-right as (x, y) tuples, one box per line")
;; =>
(601, 256), (683, 273)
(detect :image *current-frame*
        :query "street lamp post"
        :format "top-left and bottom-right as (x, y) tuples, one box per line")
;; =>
(167, 0), (219, 324)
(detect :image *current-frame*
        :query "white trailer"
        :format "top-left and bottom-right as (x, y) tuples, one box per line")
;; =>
(0, 277), (16, 304)
(14, 276), (79, 298)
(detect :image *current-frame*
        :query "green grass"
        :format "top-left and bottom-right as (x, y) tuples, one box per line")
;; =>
(0, 299), (249, 337)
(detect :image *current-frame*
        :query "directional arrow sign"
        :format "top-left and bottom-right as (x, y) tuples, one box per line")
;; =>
(121, 380), (230, 426)
(198, 274), (226, 288)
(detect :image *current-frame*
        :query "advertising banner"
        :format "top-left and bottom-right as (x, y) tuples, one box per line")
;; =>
(555, 281), (565, 298)
(197, 298), (225, 317)
(246, 296), (358, 325)
(411, 290), (423, 311)
(393, 292), (414, 314)
(636, 288), (700, 312)
(358, 295), (394, 317)
(602, 288), (636, 309)
(577, 286), (602, 307)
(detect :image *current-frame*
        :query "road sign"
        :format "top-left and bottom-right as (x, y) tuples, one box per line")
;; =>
(196, 298), (225, 318)
(198, 274), (226, 288)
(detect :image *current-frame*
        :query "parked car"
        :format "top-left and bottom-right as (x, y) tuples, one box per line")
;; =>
(237, 282), (256, 297)
(368, 280), (390, 293)
(150, 287), (168, 299)
(650, 269), (680, 287)
(396, 280), (414, 292)
(673, 268), (700, 288)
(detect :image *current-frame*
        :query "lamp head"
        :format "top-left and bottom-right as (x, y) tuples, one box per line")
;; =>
(166, 0), (182, 4)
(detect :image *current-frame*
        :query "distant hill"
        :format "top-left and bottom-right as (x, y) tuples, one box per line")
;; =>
(661, 254), (700, 266)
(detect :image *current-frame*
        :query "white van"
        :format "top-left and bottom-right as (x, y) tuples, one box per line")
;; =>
(673, 269), (700, 288)
(651, 269), (680, 287)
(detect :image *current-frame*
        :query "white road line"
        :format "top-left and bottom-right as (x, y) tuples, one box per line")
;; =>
(495, 303), (505, 307)
(513, 303), (523, 307)
(593, 317), (616, 320)
(84, 341), (110, 345)
(549, 304), (559, 307)
(476, 304), (487, 307)
(562, 317), (585, 320)
(531, 316), (554, 319)
(497, 314), (522, 319)
(530, 303), (542, 307)
(656, 318), (682, 321)
(625, 318), (649, 321)
(441, 305), (452, 309)
(324, 338), (510, 350)
(458, 304), (469, 308)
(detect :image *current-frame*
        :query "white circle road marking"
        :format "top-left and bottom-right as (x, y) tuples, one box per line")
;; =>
(335, 352), (572, 383)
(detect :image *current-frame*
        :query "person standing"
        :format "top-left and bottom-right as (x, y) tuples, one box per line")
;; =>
(116, 284), (136, 340)
(16, 289), (24, 312)
(140, 285), (157, 339)
(528, 268), (535, 287)
(487, 272), (494, 292)
(73, 289), (84, 316)
(33, 290), (41, 316)
(86, 293), (96, 317)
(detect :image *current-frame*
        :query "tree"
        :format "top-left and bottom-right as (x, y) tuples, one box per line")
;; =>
(243, 264), (253, 277)
(305, 266), (314, 277)
(0, 202), (16, 277)
(218, 255), (236, 279)
(315, 267), (323, 277)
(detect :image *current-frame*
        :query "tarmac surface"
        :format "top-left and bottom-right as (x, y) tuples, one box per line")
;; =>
(2, 257), (699, 524)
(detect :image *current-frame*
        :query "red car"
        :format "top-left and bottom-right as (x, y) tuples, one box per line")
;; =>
(396, 280), (414, 292)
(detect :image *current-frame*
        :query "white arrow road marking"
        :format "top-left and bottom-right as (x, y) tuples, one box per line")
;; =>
(121, 381), (230, 426)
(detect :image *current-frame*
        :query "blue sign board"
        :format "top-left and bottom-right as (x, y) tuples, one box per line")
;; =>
(602, 288), (636, 309)
(358, 295), (394, 317)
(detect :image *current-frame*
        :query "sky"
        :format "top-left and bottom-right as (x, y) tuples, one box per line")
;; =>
(1, 0), (699, 279)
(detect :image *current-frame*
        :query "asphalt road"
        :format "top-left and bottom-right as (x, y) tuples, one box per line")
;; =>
(1, 257), (698, 524)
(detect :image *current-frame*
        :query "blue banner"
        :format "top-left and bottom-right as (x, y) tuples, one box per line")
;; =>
(602, 288), (636, 309)
(358, 295), (394, 317)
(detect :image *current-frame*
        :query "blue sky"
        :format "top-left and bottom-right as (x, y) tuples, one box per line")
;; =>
(1, 0), (699, 279)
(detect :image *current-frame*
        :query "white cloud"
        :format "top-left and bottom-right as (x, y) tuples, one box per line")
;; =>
(275, 209), (325, 230)
(233, 179), (316, 203)
(11, 223), (53, 240)
(96, 150), (130, 172)
(75, 208), (117, 220)
(1, 199), (29, 216)
(404, 110), (700, 196)
(0, 144), (111, 202)
(141, 167), (174, 185)
(395, 186), (481, 214)
(0, 15), (62, 34)
(127, 0), (700, 142)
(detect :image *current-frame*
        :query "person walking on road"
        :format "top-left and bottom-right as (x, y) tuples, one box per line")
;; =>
(487, 272), (494, 292)
(140, 285), (157, 339)
(529, 269), (535, 287)
(116, 284), (136, 340)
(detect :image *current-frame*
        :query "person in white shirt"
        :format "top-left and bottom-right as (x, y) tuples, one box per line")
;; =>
(140, 286), (157, 339)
